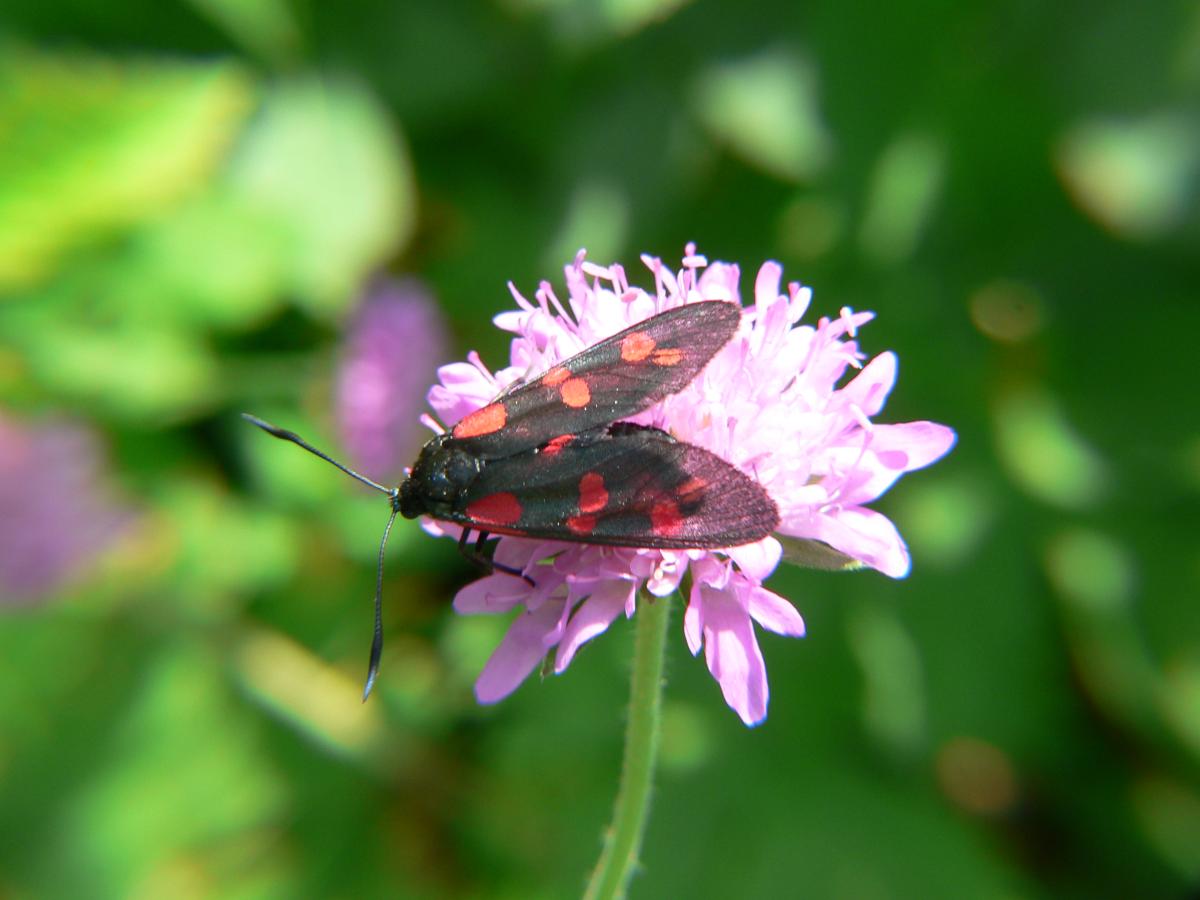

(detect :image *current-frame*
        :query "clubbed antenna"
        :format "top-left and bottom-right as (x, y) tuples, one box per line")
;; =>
(242, 413), (393, 496)
(242, 413), (399, 700)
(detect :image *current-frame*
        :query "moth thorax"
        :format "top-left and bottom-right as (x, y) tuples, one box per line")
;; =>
(399, 435), (482, 518)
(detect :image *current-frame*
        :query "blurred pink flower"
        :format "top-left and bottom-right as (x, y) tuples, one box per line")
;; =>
(337, 279), (448, 479)
(0, 413), (132, 607)
(423, 246), (955, 725)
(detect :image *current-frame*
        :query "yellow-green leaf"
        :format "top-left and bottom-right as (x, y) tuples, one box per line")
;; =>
(0, 48), (253, 291)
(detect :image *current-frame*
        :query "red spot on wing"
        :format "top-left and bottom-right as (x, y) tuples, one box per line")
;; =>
(541, 434), (573, 457)
(676, 476), (708, 501)
(650, 499), (684, 537)
(567, 514), (596, 535)
(453, 403), (507, 439)
(620, 331), (656, 362)
(465, 492), (523, 527)
(578, 472), (609, 514)
(651, 347), (684, 367)
(560, 377), (591, 408)
(542, 365), (570, 386)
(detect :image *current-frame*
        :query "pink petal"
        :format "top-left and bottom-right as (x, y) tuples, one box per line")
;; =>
(427, 361), (497, 425)
(836, 421), (958, 505)
(786, 283), (812, 323)
(434, 360), (490, 390)
(453, 574), (531, 614)
(839, 352), (897, 416)
(494, 536), (571, 574)
(870, 421), (957, 471)
(698, 262), (741, 302)
(434, 361), (494, 400)
(699, 586), (769, 726)
(492, 309), (530, 334)
(421, 519), (458, 539)
(746, 584), (806, 637)
(754, 261), (783, 314)
(555, 580), (635, 671)
(753, 262), (782, 321)
(797, 506), (911, 578)
(726, 538), (782, 581)
(689, 554), (730, 590)
(475, 598), (567, 703)
(684, 579), (705, 656)
(645, 552), (685, 596)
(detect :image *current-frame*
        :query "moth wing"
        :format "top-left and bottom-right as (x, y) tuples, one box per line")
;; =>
(454, 426), (779, 549)
(450, 302), (741, 458)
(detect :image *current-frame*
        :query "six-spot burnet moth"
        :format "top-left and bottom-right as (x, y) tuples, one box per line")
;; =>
(244, 300), (779, 698)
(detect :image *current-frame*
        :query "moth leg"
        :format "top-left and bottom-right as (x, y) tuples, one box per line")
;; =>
(477, 531), (537, 586)
(457, 529), (535, 586)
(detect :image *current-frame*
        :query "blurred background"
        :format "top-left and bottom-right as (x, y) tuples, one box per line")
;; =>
(1, 1), (1198, 897)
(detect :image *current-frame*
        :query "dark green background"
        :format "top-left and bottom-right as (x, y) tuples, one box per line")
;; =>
(2, 1), (1198, 897)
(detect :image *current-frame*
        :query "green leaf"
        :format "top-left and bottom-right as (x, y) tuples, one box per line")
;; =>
(185, 0), (304, 66)
(125, 190), (293, 330)
(692, 51), (833, 182)
(778, 535), (867, 571)
(226, 78), (417, 316)
(1056, 112), (1200, 240)
(0, 48), (254, 291)
(6, 302), (219, 420)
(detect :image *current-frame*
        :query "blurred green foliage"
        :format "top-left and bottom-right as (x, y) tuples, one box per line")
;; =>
(1, 1), (1198, 898)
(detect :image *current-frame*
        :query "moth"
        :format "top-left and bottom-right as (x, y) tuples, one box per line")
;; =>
(245, 300), (779, 697)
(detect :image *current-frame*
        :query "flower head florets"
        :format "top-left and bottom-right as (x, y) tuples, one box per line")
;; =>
(423, 245), (955, 724)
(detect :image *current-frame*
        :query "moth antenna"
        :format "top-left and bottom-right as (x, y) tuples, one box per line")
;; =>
(241, 413), (394, 496)
(243, 412), (400, 700)
(363, 507), (399, 701)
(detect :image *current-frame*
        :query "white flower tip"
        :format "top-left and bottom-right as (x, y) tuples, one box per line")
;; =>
(875, 547), (912, 579)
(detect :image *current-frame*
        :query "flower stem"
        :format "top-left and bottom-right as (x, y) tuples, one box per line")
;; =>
(583, 590), (672, 900)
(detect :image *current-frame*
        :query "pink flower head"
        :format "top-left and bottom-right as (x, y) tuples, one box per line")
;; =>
(0, 413), (133, 607)
(424, 246), (955, 725)
(336, 278), (448, 479)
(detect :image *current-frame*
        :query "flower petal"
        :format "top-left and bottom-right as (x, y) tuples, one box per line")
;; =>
(835, 421), (958, 504)
(453, 574), (531, 614)
(684, 583), (704, 656)
(428, 361), (496, 425)
(645, 552), (685, 596)
(754, 261), (783, 313)
(492, 309), (531, 334)
(555, 580), (635, 671)
(697, 262), (740, 302)
(839, 351), (897, 416)
(726, 537), (782, 581)
(699, 586), (769, 726)
(475, 598), (567, 703)
(433, 361), (492, 395)
(870, 421), (957, 471)
(746, 584), (806, 637)
(794, 505), (911, 578)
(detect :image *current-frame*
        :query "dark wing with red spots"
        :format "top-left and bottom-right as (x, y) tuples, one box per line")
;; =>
(450, 425), (779, 549)
(450, 302), (741, 459)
